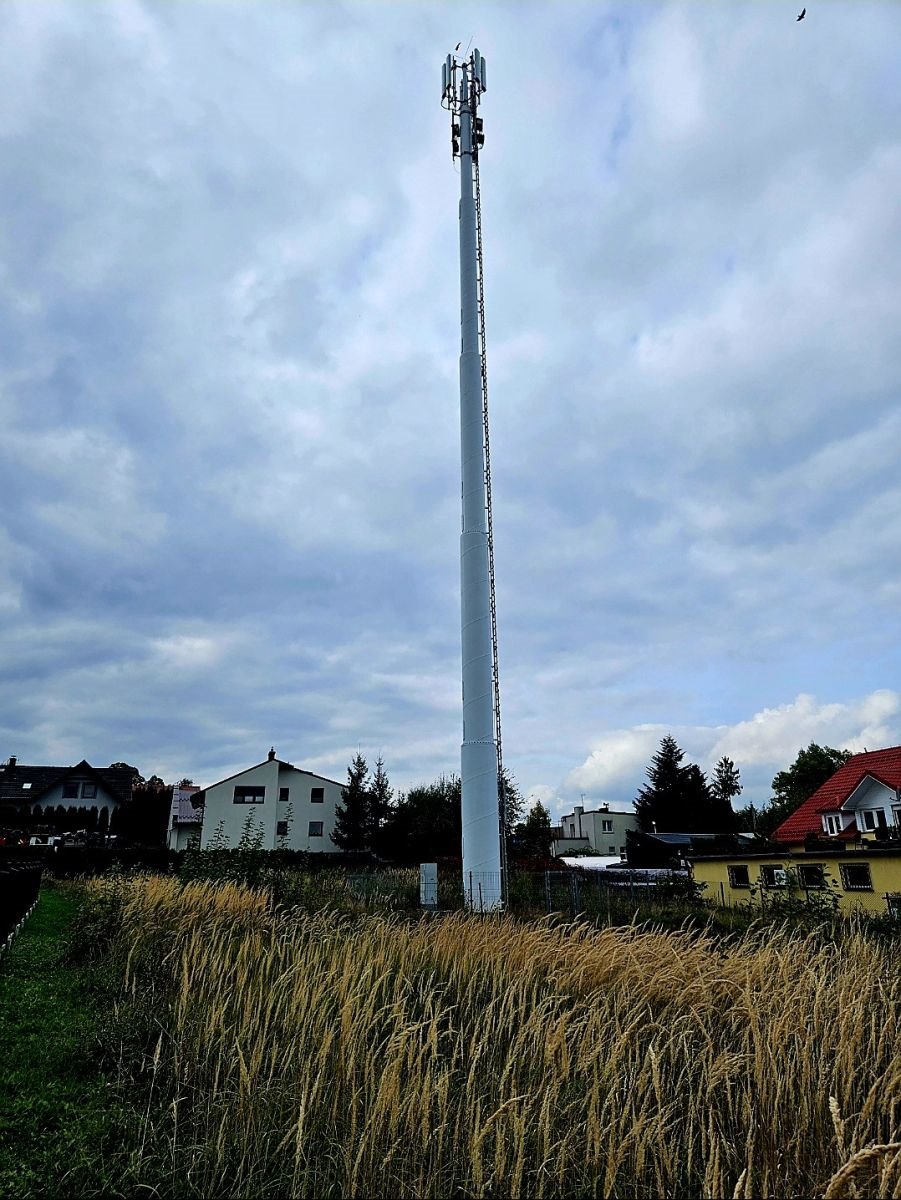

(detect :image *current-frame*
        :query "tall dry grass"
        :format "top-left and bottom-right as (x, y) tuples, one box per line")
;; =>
(94, 875), (901, 1198)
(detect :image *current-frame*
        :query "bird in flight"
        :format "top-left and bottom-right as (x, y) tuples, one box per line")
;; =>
(796, 7), (806, 19)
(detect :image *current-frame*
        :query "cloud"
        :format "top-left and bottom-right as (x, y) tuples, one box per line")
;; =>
(0, 1), (899, 813)
(556, 690), (901, 818)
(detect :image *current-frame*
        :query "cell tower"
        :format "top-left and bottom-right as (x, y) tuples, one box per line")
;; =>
(441, 48), (505, 911)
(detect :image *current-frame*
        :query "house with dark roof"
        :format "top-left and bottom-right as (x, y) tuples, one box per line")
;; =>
(689, 746), (901, 916)
(0, 755), (135, 832)
(193, 748), (343, 851)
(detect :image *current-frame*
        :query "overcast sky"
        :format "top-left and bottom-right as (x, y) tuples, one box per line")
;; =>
(1, 1), (899, 816)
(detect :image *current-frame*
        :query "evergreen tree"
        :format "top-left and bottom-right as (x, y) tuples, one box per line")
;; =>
(634, 735), (686, 832)
(711, 756), (742, 806)
(681, 764), (722, 833)
(709, 755), (741, 833)
(635, 737), (734, 833)
(367, 754), (393, 855)
(331, 753), (371, 853)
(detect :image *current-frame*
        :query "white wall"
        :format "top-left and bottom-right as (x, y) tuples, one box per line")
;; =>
(33, 777), (119, 820)
(275, 765), (342, 851)
(169, 824), (201, 852)
(559, 807), (636, 854)
(837, 777), (899, 835)
(199, 761), (342, 851)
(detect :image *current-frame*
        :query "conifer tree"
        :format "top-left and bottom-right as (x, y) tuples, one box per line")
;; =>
(711, 756), (742, 806)
(331, 753), (371, 853)
(634, 735), (686, 832)
(709, 755), (741, 832)
(367, 754), (393, 856)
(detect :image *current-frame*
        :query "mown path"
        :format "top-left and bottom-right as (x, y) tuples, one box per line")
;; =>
(0, 885), (133, 1197)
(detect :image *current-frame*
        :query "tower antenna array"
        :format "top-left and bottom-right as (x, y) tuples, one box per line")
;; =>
(441, 48), (505, 911)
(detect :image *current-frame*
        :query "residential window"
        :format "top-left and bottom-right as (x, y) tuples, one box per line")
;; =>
(234, 786), (265, 804)
(839, 862), (873, 892)
(861, 810), (878, 832)
(619, 846), (626, 855)
(62, 782), (79, 799)
(82, 783), (97, 800)
(22, 782), (32, 791)
(276, 820), (289, 837)
(568, 823), (576, 837)
(891, 806), (901, 830)
(727, 865), (750, 889)
(311, 787), (324, 804)
(608, 845), (616, 855)
(279, 787), (290, 803)
(601, 819), (613, 833)
(308, 821), (323, 837)
(824, 814), (840, 836)
(885, 893), (901, 919)
(759, 865), (788, 888)
(798, 863), (826, 889)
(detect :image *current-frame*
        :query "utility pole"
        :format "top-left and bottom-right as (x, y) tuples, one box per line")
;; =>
(441, 48), (503, 911)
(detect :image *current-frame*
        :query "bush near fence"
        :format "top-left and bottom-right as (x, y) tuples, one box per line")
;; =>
(0, 862), (42, 946)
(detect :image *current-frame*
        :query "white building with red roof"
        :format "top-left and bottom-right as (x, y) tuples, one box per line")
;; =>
(773, 746), (901, 845)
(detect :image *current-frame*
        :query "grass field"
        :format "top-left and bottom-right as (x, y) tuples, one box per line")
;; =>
(0, 886), (137, 1197)
(67, 873), (901, 1199)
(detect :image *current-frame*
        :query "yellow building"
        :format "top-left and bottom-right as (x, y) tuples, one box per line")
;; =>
(690, 844), (901, 916)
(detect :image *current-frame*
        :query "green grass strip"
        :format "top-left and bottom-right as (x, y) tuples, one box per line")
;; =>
(0, 885), (135, 1198)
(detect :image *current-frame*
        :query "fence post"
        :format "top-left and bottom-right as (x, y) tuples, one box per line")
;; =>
(544, 870), (551, 913)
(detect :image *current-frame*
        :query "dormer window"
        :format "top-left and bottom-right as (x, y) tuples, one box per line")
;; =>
(860, 809), (887, 833)
(824, 814), (841, 836)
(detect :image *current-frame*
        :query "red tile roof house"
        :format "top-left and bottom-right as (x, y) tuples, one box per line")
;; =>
(773, 747), (901, 846)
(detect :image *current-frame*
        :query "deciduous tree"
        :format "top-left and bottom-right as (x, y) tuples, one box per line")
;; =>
(516, 800), (553, 858)
(756, 743), (852, 839)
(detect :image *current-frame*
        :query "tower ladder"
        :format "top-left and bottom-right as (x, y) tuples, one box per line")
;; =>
(473, 151), (508, 895)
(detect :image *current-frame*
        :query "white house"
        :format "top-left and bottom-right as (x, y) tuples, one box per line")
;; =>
(552, 803), (638, 858)
(773, 747), (901, 844)
(195, 749), (344, 851)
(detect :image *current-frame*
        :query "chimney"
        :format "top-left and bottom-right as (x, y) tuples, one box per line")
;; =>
(267, 747), (276, 761)
(600, 802), (609, 813)
(7, 755), (16, 769)
(574, 805), (583, 817)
